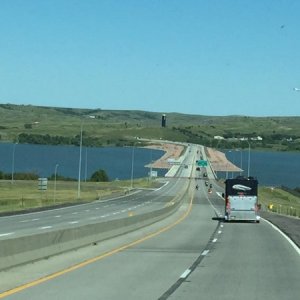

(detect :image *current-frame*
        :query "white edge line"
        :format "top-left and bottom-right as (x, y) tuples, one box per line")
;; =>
(262, 218), (300, 255)
(180, 269), (191, 279)
(154, 181), (169, 192)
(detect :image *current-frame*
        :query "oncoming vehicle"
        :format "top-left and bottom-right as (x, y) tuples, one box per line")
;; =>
(224, 177), (260, 223)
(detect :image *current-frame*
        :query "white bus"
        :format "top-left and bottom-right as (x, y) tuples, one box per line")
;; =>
(224, 177), (260, 223)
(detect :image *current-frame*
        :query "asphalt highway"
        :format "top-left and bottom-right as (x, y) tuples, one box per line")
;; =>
(0, 177), (186, 240)
(0, 144), (299, 299)
(0, 144), (198, 241)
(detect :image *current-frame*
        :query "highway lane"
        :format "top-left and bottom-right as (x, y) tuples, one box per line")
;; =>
(0, 143), (197, 240)
(169, 221), (300, 300)
(167, 184), (300, 300)
(2, 176), (298, 299)
(1, 143), (299, 299)
(0, 177), (188, 239)
(0, 177), (219, 299)
(1, 148), (299, 299)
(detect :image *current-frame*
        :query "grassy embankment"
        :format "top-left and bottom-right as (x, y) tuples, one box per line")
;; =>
(0, 178), (160, 214)
(259, 187), (300, 218)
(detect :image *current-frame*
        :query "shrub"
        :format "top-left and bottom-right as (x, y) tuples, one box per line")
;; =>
(90, 169), (109, 182)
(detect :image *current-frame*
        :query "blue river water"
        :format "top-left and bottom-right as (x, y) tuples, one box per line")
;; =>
(0, 143), (166, 181)
(0, 143), (299, 188)
(218, 149), (300, 188)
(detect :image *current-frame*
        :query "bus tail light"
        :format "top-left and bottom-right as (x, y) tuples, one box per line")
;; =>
(225, 197), (231, 213)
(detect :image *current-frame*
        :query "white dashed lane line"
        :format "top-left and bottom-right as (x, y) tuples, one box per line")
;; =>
(180, 269), (191, 279)
(39, 226), (53, 230)
(0, 232), (15, 237)
(101, 214), (110, 218)
(12, 199), (150, 232)
(201, 250), (210, 256)
(19, 218), (40, 223)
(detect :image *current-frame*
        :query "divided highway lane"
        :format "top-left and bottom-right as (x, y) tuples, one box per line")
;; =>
(0, 142), (197, 240)
(0, 178), (220, 300)
(169, 180), (300, 300)
(1, 146), (299, 299)
(169, 219), (300, 300)
(0, 176), (188, 240)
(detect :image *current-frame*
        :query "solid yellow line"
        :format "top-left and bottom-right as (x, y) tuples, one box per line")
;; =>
(0, 188), (195, 299)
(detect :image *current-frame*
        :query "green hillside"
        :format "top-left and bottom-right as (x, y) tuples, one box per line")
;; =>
(0, 103), (299, 151)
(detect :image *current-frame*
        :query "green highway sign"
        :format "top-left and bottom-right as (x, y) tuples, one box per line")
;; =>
(197, 160), (208, 167)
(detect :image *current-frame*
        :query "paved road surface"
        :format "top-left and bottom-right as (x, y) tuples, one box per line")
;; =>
(0, 144), (299, 299)
(1, 175), (299, 299)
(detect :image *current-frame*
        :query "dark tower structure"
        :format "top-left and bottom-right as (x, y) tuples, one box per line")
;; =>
(161, 114), (166, 127)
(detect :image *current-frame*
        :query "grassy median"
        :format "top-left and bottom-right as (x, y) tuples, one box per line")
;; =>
(0, 178), (161, 213)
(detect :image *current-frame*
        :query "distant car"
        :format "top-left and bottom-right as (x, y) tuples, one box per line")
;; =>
(196, 167), (200, 171)
(184, 165), (188, 169)
(205, 181), (209, 186)
(209, 183), (213, 188)
(203, 173), (207, 177)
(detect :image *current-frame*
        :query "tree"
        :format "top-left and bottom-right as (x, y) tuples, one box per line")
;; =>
(90, 169), (109, 182)
(24, 123), (32, 129)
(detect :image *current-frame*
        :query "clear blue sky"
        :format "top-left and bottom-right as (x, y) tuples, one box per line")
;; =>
(0, 0), (299, 116)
